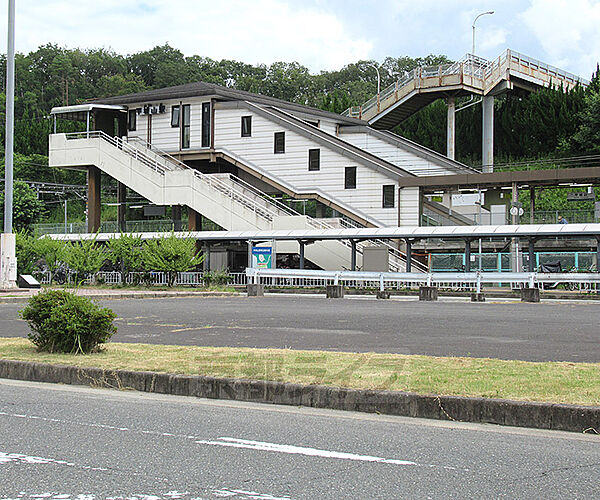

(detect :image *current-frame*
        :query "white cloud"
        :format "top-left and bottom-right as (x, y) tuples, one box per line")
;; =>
(0, 0), (372, 72)
(519, 0), (600, 76)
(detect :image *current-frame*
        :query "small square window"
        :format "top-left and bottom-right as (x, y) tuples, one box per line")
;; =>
(241, 116), (252, 137)
(274, 132), (285, 154)
(171, 105), (180, 127)
(127, 109), (137, 131)
(308, 149), (320, 171)
(383, 185), (395, 208)
(345, 167), (356, 189)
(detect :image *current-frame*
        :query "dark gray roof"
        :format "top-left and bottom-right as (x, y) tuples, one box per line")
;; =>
(92, 81), (364, 126)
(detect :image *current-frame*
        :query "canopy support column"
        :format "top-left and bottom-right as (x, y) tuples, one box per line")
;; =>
(117, 182), (126, 233)
(87, 166), (101, 233)
(464, 238), (472, 272)
(350, 240), (357, 271)
(299, 241), (305, 270)
(405, 238), (412, 272)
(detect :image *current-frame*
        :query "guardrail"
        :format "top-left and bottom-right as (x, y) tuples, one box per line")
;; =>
(246, 268), (600, 293)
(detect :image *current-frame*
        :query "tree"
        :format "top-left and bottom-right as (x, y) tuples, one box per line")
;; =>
(107, 233), (144, 276)
(142, 233), (203, 286)
(62, 236), (107, 283)
(0, 180), (45, 231)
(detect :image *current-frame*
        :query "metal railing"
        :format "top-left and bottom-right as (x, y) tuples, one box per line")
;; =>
(61, 131), (423, 271)
(342, 50), (590, 120)
(246, 268), (600, 293)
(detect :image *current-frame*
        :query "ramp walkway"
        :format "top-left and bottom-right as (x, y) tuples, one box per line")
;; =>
(343, 49), (590, 129)
(50, 131), (427, 272)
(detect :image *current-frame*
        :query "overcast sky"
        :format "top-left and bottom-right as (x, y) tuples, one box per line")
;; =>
(2, 0), (599, 78)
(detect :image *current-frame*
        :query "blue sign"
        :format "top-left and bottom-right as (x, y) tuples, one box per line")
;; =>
(252, 246), (273, 269)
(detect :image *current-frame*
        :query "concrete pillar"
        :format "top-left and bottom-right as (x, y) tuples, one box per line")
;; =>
(447, 96), (456, 160)
(117, 182), (127, 233)
(482, 95), (494, 173)
(247, 284), (265, 296)
(172, 205), (182, 232)
(326, 285), (344, 298)
(87, 166), (101, 233)
(350, 240), (357, 271)
(521, 287), (540, 303)
(419, 286), (438, 301)
(299, 241), (305, 269)
(405, 239), (412, 273)
(188, 208), (202, 231)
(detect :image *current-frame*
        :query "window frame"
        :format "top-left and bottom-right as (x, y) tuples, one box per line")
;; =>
(274, 131), (285, 154)
(181, 104), (191, 149)
(127, 109), (137, 131)
(308, 148), (320, 171)
(171, 105), (180, 128)
(382, 184), (395, 208)
(241, 115), (252, 137)
(344, 166), (357, 189)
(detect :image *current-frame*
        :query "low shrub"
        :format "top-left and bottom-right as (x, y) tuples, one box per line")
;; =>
(20, 290), (117, 354)
(204, 269), (230, 286)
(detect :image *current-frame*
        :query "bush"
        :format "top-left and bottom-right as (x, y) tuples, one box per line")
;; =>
(142, 233), (203, 286)
(20, 290), (117, 354)
(204, 269), (230, 286)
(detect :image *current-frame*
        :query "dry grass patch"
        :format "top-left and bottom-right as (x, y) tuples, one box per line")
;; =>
(1, 338), (599, 406)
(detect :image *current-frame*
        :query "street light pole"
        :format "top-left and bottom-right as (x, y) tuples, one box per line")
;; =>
(472, 10), (494, 55)
(1, 0), (17, 289)
(369, 63), (381, 111)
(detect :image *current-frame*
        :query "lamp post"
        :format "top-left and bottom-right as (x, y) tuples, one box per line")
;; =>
(472, 11), (494, 55)
(1, 0), (17, 289)
(370, 63), (381, 111)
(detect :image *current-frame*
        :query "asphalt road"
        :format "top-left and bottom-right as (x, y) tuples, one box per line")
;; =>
(1, 379), (598, 499)
(1, 295), (600, 362)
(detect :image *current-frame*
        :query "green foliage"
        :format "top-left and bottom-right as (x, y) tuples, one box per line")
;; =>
(106, 234), (144, 275)
(568, 90), (600, 153)
(15, 230), (40, 275)
(35, 237), (66, 279)
(203, 269), (230, 287)
(0, 181), (45, 231)
(142, 233), (203, 286)
(20, 289), (116, 354)
(61, 235), (107, 282)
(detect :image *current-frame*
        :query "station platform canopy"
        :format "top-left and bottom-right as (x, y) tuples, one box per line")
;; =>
(50, 104), (126, 121)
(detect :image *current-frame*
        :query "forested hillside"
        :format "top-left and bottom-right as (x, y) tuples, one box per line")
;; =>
(0, 43), (599, 229)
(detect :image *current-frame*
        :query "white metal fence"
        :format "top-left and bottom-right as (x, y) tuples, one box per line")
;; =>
(246, 268), (600, 293)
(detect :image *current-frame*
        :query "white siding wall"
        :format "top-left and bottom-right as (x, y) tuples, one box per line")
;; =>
(340, 131), (458, 176)
(399, 187), (421, 226)
(214, 108), (399, 227)
(126, 97), (211, 151)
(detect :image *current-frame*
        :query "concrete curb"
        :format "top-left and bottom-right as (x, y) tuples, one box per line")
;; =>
(0, 291), (240, 304)
(0, 359), (597, 433)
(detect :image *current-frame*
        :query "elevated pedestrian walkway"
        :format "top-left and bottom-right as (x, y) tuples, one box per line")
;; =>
(343, 50), (590, 129)
(49, 131), (427, 272)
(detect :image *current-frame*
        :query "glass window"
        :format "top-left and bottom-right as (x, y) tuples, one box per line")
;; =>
(241, 116), (252, 137)
(182, 104), (191, 149)
(308, 149), (320, 171)
(202, 102), (210, 148)
(127, 109), (137, 131)
(383, 185), (395, 208)
(171, 105), (180, 127)
(345, 167), (356, 189)
(274, 132), (285, 154)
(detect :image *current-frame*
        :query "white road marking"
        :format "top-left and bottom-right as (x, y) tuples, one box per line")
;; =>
(196, 437), (419, 466)
(0, 451), (108, 471)
(0, 490), (290, 500)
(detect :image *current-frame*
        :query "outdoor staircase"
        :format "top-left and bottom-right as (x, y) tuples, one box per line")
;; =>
(343, 50), (589, 129)
(49, 131), (427, 272)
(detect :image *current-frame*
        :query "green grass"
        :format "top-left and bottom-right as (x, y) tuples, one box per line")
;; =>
(1, 338), (599, 406)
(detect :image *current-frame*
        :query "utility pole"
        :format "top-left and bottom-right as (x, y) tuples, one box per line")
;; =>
(1, 0), (17, 289)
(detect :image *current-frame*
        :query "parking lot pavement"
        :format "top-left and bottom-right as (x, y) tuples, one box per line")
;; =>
(2, 294), (600, 362)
